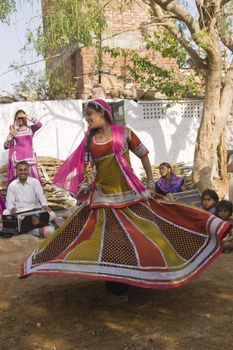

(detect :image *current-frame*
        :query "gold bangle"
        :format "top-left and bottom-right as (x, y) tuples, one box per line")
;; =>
(147, 181), (155, 189)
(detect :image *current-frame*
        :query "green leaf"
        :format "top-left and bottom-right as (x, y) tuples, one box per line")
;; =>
(0, 0), (16, 23)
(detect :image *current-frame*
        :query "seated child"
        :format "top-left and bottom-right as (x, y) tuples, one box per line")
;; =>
(216, 200), (233, 253)
(201, 189), (219, 215)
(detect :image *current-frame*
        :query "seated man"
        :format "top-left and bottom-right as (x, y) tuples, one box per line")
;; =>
(3, 160), (56, 223)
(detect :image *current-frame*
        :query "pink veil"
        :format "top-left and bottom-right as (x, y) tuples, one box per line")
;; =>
(112, 124), (147, 195)
(53, 135), (88, 196)
(53, 99), (147, 199)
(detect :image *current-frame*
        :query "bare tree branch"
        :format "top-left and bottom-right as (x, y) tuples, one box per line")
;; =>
(147, 0), (200, 35)
(0, 59), (44, 77)
(145, 0), (225, 61)
(144, 2), (207, 70)
(195, 0), (202, 15)
(219, 33), (233, 52)
(220, 0), (232, 7)
(216, 4), (233, 52)
(0, 48), (86, 79)
(195, 0), (206, 29)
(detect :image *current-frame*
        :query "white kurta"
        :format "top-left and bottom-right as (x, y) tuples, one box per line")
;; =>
(4, 176), (48, 213)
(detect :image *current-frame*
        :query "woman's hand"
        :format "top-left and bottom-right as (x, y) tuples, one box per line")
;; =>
(9, 125), (14, 135)
(77, 183), (90, 201)
(43, 206), (51, 213)
(10, 207), (17, 215)
(181, 184), (186, 192)
(25, 115), (33, 122)
(147, 188), (155, 196)
(147, 179), (155, 190)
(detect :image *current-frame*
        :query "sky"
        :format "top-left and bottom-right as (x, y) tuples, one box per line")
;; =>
(0, 0), (44, 94)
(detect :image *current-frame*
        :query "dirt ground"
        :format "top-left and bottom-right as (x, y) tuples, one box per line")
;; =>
(0, 234), (232, 350)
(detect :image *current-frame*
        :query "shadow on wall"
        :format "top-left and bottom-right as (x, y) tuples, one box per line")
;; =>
(166, 102), (201, 161)
(39, 100), (85, 159)
(125, 100), (202, 167)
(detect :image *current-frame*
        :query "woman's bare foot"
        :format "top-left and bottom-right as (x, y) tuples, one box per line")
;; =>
(223, 241), (233, 253)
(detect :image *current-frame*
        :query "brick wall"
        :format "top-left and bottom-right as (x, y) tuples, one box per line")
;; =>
(78, 48), (179, 99)
(42, 0), (179, 99)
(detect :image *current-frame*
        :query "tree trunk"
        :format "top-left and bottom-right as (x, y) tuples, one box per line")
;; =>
(193, 60), (233, 192)
(213, 129), (229, 198)
(218, 129), (227, 179)
(193, 57), (222, 191)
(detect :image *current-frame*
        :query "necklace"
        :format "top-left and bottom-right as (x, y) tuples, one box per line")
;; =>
(95, 127), (112, 143)
(94, 135), (112, 143)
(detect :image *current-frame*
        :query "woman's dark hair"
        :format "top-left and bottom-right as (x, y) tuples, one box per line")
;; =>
(86, 129), (98, 163)
(14, 109), (26, 121)
(84, 102), (110, 162)
(159, 162), (172, 168)
(216, 200), (233, 216)
(159, 162), (172, 172)
(201, 189), (219, 202)
(84, 102), (110, 123)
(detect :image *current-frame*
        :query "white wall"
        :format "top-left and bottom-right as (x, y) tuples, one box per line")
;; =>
(124, 100), (203, 177)
(0, 99), (232, 178)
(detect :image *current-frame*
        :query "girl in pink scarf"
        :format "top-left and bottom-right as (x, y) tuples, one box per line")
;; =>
(53, 99), (153, 203)
(21, 99), (231, 305)
(4, 109), (42, 184)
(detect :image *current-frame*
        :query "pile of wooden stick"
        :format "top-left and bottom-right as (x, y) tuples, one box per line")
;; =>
(39, 157), (76, 210)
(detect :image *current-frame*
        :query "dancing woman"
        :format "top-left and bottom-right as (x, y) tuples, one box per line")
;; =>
(21, 99), (231, 300)
(4, 109), (42, 184)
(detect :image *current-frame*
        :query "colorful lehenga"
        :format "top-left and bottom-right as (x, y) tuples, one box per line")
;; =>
(20, 126), (230, 289)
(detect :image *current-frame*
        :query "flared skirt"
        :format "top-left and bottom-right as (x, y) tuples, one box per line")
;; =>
(20, 199), (231, 289)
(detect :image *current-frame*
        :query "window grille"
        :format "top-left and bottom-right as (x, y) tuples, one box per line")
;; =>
(141, 101), (203, 119)
(141, 102), (164, 119)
